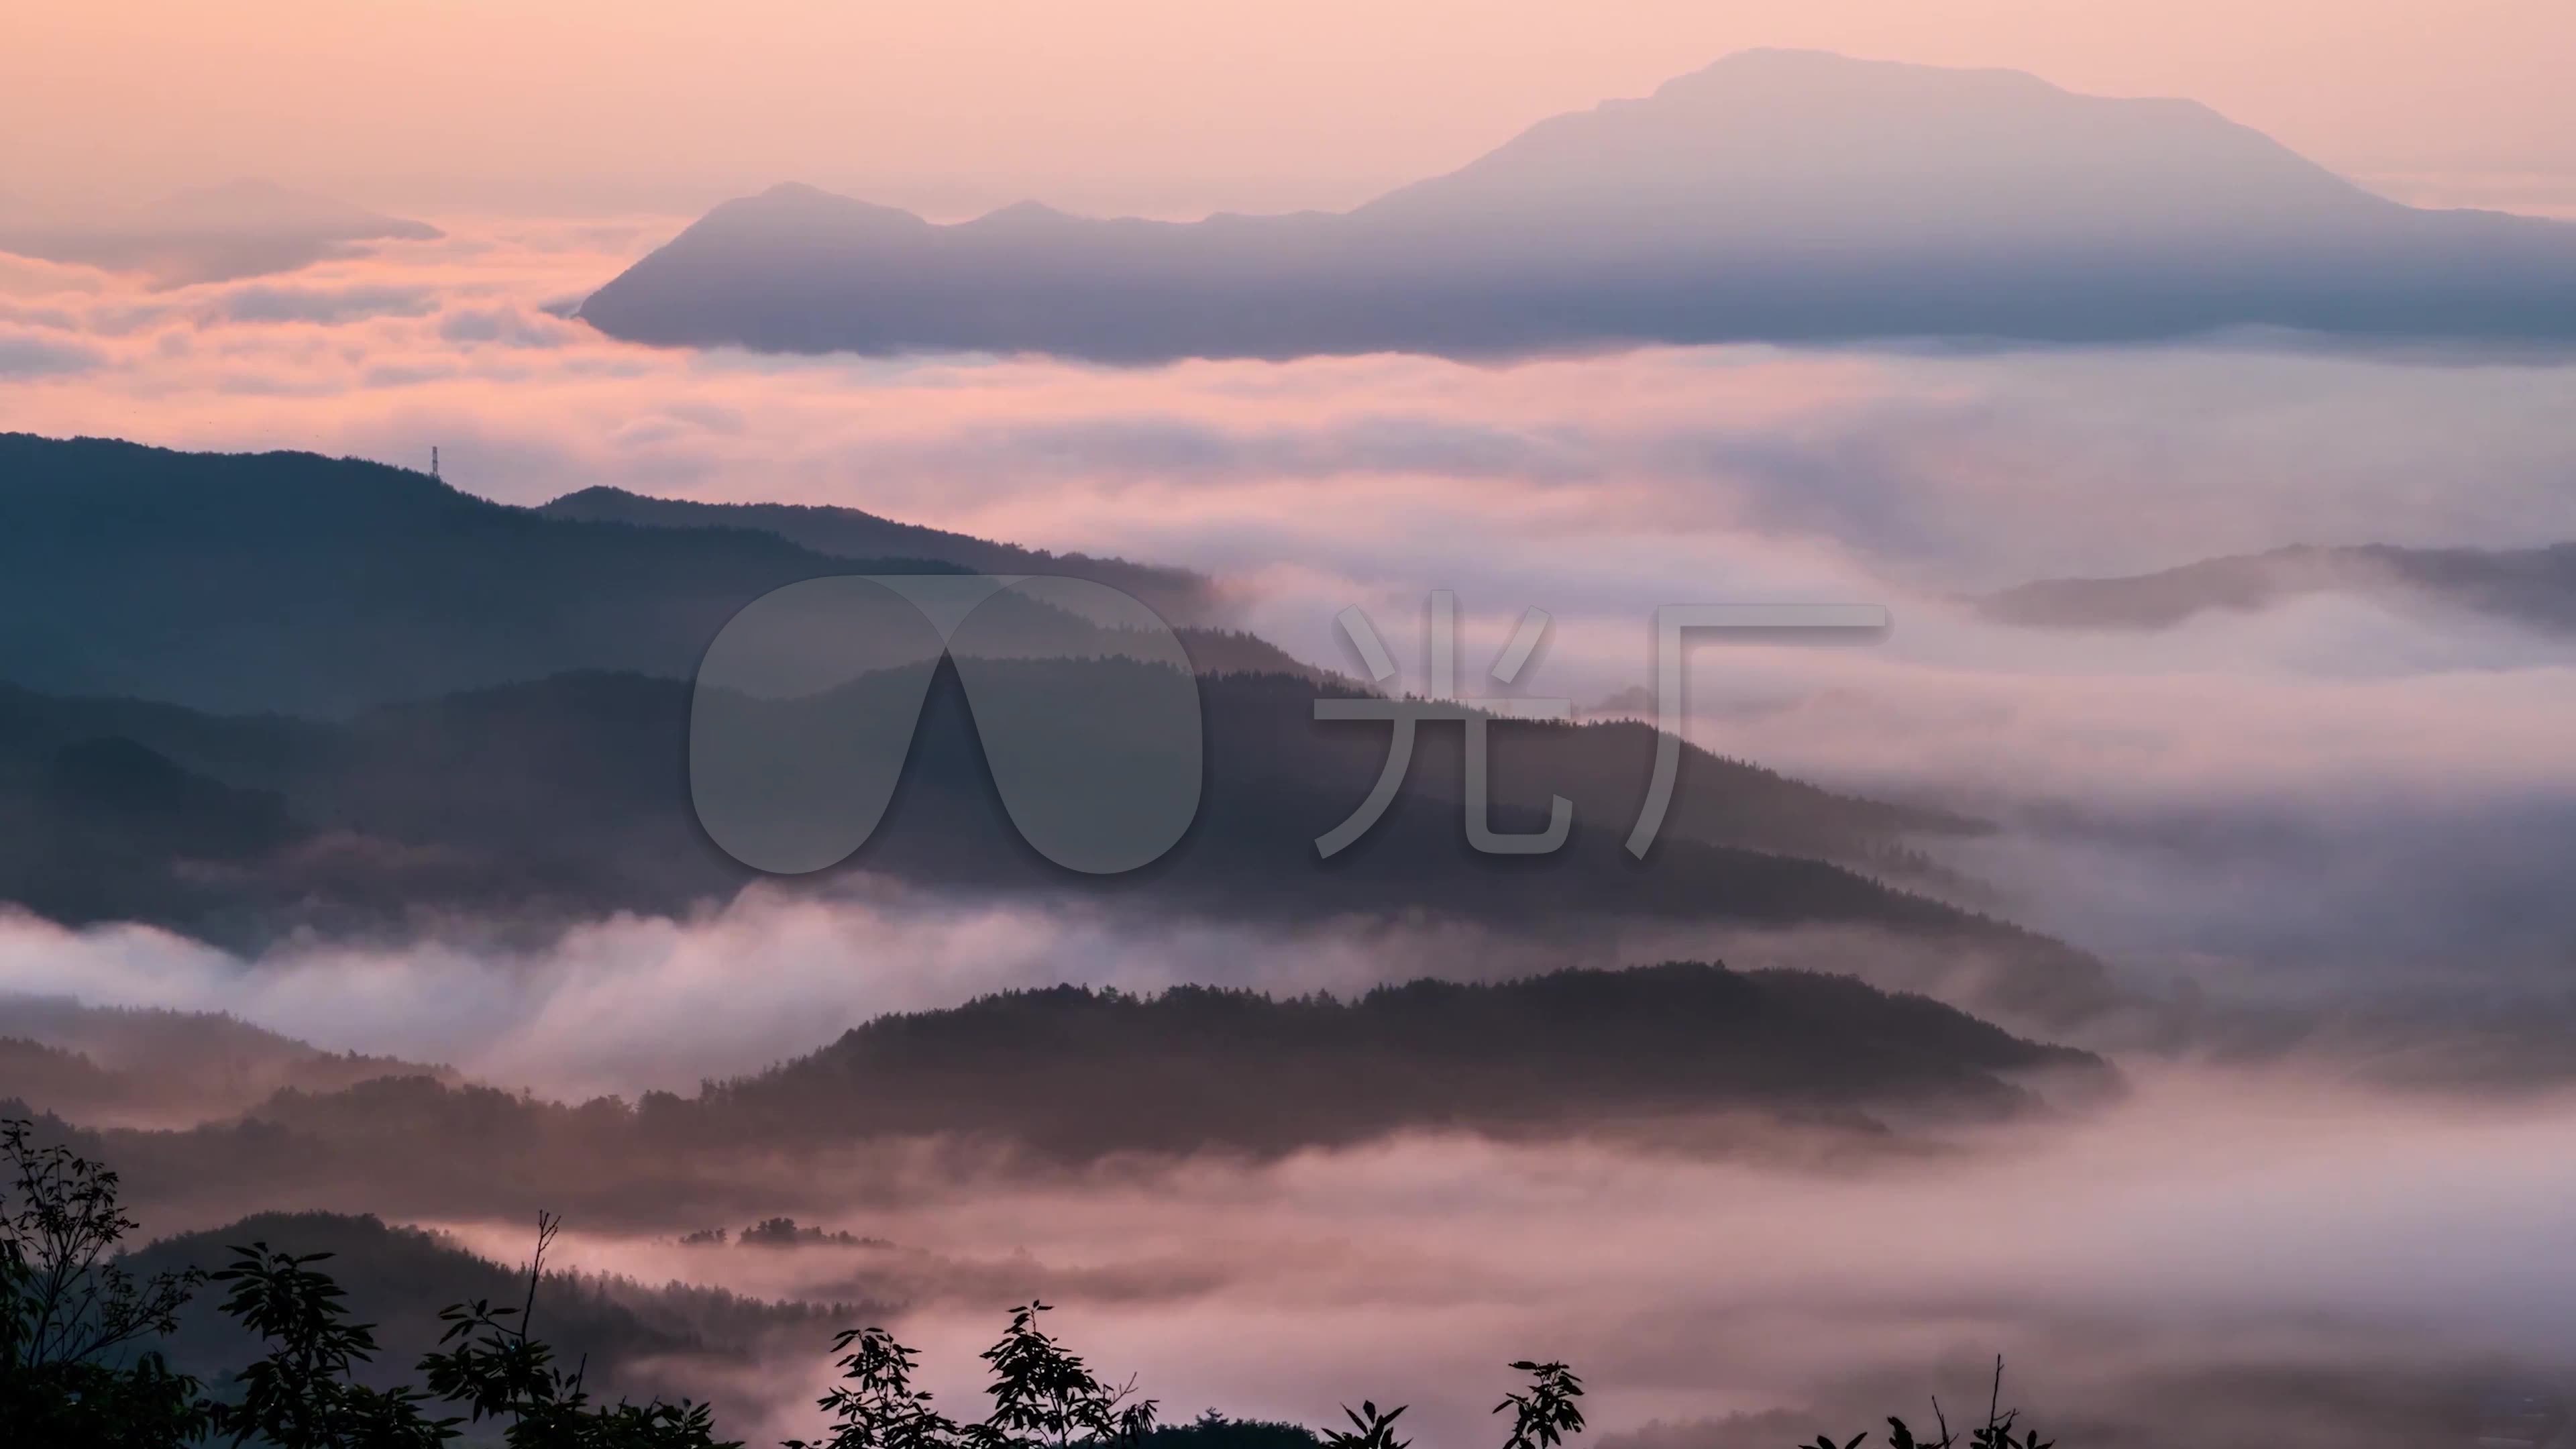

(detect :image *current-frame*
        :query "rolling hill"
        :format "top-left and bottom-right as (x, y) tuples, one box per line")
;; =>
(21, 965), (2114, 1227)
(0, 996), (448, 1128)
(0, 433), (1289, 717)
(0, 431), (2111, 1034)
(0, 432), (2051, 951)
(537, 485), (1223, 626)
(0, 663), (2029, 957)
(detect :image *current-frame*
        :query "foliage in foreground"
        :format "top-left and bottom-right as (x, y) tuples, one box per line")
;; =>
(0, 1118), (2049, 1448)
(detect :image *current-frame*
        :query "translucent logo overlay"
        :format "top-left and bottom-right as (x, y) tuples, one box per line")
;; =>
(690, 576), (1887, 876)
(690, 574), (1203, 876)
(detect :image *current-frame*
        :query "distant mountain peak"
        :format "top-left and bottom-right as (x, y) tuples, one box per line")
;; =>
(1656, 45), (2056, 89)
(969, 199), (1077, 226)
(719, 182), (927, 230)
(1360, 46), (2371, 223)
(581, 52), (2576, 361)
(1976, 539), (2576, 634)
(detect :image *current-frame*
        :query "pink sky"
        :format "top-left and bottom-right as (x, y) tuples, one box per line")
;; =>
(9, 1), (2575, 216)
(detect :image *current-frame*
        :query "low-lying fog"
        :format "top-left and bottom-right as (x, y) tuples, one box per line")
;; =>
(394, 1066), (2576, 1447)
(9, 891), (2575, 1442)
(5, 887), (2567, 1108)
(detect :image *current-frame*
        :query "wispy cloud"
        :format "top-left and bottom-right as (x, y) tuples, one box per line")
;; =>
(213, 282), (442, 325)
(0, 325), (101, 376)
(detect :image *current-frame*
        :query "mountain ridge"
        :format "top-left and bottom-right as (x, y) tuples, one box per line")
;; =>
(0, 431), (2107, 1032)
(0, 433), (1281, 715)
(1976, 541), (2576, 633)
(13, 963), (2116, 1229)
(0, 663), (2031, 964)
(578, 50), (2576, 362)
(536, 484), (1224, 625)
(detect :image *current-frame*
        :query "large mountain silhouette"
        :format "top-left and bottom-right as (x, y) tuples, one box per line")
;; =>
(578, 50), (2576, 362)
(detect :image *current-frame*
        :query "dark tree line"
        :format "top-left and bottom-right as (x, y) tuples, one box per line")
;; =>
(1, 1118), (2049, 1448)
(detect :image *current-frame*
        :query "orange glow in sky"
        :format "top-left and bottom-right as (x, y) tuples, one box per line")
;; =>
(8, 0), (2573, 217)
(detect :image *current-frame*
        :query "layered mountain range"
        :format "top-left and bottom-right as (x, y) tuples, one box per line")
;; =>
(0, 431), (2039, 938)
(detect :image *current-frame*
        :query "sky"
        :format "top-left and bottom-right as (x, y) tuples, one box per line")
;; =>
(9, 0), (2576, 217)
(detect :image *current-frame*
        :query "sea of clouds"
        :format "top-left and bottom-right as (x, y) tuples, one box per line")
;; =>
(7, 219), (2576, 1442)
(5, 219), (2575, 985)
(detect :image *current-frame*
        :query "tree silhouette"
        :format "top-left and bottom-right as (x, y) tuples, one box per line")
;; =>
(1868, 1358), (2053, 1449)
(205, 1242), (453, 1446)
(788, 1326), (962, 1449)
(1320, 1401), (1408, 1449)
(412, 1212), (738, 1448)
(1, 1117), (211, 1446)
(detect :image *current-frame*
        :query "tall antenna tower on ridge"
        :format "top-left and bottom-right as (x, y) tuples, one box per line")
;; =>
(431, 446), (439, 480)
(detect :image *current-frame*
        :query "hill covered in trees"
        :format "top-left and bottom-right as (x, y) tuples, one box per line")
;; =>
(0, 434), (1281, 718)
(0, 997), (448, 1128)
(535, 486), (1222, 627)
(685, 965), (2106, 1156)
(4, 965), (2112, 1230)
(0, 432), (2087, 1012)
(0, 663), (2061, 985)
